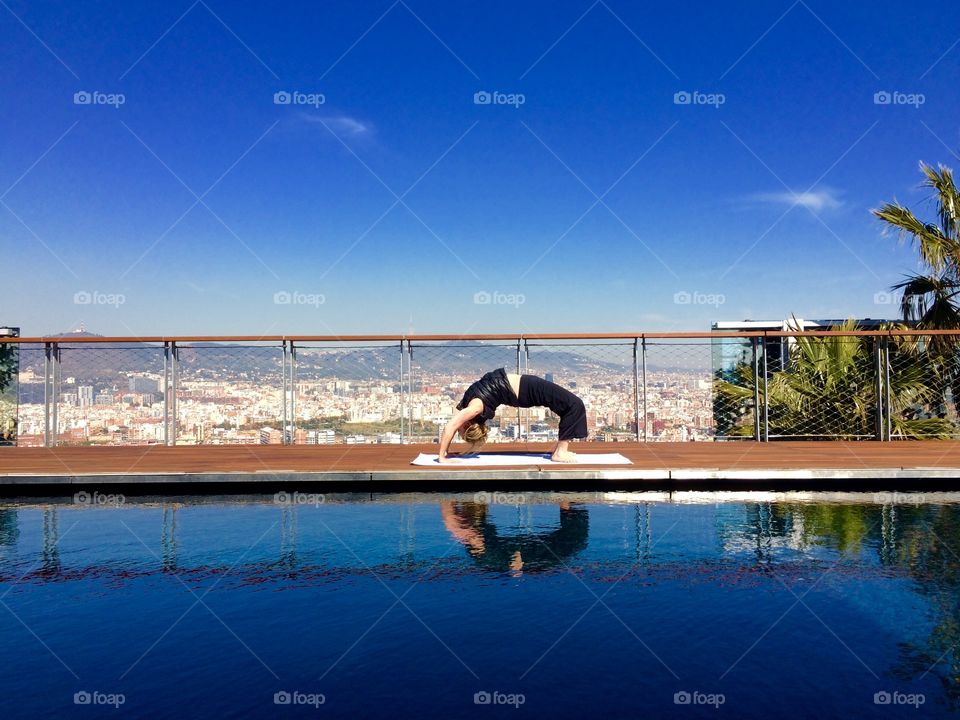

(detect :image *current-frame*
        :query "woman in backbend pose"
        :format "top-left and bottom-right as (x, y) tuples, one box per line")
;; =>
(437, 368), (588, 463)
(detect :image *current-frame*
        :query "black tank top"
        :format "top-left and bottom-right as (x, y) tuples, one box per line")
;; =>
(457, 368), (517, 421)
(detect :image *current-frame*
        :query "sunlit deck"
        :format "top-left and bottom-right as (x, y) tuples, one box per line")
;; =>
(3, 441), (960, 490)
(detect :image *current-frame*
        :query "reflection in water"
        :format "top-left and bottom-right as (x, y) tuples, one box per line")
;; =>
(41, 508), (59, 574)
(6, 496), (960, 707)
(718, 501), (960, 707)
(398, 505), (416, 566)
(440, 501), (589, 573)
(635, 504), (651, 564)
(279, 506), (297, 568)
(161, 506), (178, 571)
(0, 509), (18, 548)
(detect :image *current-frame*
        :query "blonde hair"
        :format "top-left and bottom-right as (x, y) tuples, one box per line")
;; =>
(460, 419), (488, 451)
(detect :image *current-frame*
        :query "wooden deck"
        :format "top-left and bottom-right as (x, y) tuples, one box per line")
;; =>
(2, 441), (960, 490)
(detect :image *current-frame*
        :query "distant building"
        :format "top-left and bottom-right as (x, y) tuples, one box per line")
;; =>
(712, 318), (892, 375)
(78, 386), (94, 407)
(129, 376), (160, 393)
(259, 427), (282, 444)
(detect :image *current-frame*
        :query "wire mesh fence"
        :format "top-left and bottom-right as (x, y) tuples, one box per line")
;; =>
(292, 341), (403, 445)
(524, 340), (636, 443)
(885, 333), (960, 439)
(406, 341), (521, 443)
(645, 339), (717, 441)
(4, 331), (960, 446)
(175, 343), (284, 444)
(54, 344), (167, 445)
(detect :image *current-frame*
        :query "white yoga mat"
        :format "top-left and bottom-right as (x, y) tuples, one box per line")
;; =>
(411, 452), (633, 466)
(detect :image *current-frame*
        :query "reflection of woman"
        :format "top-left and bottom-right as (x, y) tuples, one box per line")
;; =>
(438, 368), (588, 463)
(440, 501), (589, 573)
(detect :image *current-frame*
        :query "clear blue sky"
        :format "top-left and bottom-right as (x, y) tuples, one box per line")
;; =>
(2, 0), (958, 337)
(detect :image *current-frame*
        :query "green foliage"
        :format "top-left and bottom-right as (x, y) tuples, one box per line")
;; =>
(873, 161), (960, 336)
(715, 320), (957, 439)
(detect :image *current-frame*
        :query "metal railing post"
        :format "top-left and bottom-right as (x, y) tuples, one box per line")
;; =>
(163, 341), (170, 445)
(43, 342), (51, 447)
(751, 336), (761, 442)
(399, 340), (405, 444)
(50, 342), (59, 447)
(761, 335), (769, 442)
(641, 337), (648, 442)
(170, 341), (178, 445)
(290, 341), (297, 444)
(633, 337), (640, 441)
(406, 341), (414, 442)
(884, 336), (892, 440)
(516, 337), (522, 440)
(282, 340), (289, 445)
(874, 337), (884, 440)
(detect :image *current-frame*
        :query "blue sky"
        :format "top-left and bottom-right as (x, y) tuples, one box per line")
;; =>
(2, 0), (959, 337)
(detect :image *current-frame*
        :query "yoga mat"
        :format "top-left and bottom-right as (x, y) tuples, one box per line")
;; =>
(411, 452), (633, 466)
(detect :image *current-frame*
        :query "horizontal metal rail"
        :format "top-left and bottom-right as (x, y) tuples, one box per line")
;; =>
(3, 329), (960, 344)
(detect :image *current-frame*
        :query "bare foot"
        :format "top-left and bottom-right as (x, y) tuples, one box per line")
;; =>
(550, 450), (578, 463)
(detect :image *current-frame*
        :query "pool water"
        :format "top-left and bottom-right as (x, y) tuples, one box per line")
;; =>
(1, 491), (958, 718)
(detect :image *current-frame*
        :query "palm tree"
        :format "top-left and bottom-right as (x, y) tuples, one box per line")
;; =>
(714, 319), (956, 439)
(873, 161), (960, 331)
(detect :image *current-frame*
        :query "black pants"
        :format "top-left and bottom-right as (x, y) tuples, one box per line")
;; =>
(517, 375), (588, 441)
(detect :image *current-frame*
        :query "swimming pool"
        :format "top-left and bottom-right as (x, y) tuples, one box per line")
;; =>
(0, 490), (956, 717)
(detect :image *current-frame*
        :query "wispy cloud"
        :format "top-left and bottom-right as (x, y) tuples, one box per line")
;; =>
(751, 188), (843, 212)
(301, 113), (372, 136)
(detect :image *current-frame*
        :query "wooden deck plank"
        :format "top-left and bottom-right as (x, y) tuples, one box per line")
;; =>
(1, 441), (958, 478)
